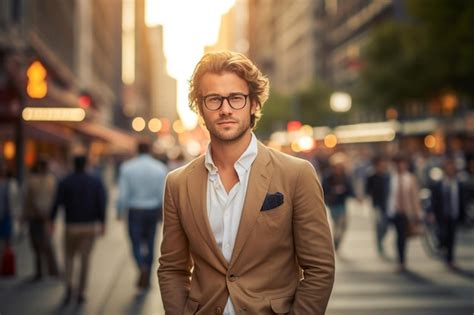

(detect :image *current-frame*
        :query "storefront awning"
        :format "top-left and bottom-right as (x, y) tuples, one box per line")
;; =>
(68, 121), (137, 154)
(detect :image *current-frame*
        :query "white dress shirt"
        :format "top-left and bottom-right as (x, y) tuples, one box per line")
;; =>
(387, 171), (411, 218)
(117, 154), (168, 216)
(204, 133), (258, 315)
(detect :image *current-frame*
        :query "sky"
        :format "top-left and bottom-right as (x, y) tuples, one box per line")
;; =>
(145, 0), (236, 129)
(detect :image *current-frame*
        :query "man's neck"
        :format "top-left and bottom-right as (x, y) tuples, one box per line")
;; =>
(210, 131), (252, 170)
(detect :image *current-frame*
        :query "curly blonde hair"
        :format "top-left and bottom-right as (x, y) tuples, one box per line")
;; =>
(189, 50), (270, 128)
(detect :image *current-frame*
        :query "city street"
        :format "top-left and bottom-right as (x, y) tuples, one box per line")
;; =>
(0, 197), (473, 315)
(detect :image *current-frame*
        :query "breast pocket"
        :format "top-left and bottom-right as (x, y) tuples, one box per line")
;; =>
(257, 204), (290, 230)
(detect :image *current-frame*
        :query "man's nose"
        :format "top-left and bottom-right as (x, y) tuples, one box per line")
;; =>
(219, 98), (233, 114)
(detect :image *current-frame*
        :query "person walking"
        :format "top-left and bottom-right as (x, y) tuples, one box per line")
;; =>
(322, 153), (354, 252)
(428, 158), (465, 269)
(51, 155), (106, 304)
(158, 51), (335, 315)
(23, 158), (59, 280)
(0, 161), (20, 276)
(387, 155), (423, 272)
(117, 141), (168, 289)
(366, 155), (391, 256)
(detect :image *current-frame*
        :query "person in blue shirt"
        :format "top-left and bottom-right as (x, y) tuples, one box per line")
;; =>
(117, 141), (168, 289)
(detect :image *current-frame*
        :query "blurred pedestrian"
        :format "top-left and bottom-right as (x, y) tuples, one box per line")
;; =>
(323, 153), (354, 252)
(51, 155), (106, 304)
(158, 51), (334, 314)
(117, 141), (168, 289)
(387, 155), (423, 272)
(463, 158), (474, 227)
(428, 158), (465, 269)
(0, 161), (20, 276)
(366, 155), (391, 256)
(23, 158), (58, 280)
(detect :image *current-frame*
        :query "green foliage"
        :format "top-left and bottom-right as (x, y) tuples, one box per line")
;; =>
(255, 90), (291, 137)
(357, 0), (474, 107)
(296, 80), (333, 125)
(256, 80), (334, 137)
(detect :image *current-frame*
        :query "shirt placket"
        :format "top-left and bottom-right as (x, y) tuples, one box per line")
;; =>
(221, 181), (240, 262)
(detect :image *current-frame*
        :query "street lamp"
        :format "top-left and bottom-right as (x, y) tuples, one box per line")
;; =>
(330, 92), (352, 112)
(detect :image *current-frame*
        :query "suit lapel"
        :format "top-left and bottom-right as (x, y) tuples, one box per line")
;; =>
(187, 157), (228, 267)
(230, 142), (272, 268)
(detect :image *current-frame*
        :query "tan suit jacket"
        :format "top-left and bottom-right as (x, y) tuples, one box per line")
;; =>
(158, 142), (335, 315)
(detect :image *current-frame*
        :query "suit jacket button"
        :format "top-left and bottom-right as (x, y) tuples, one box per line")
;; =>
(215, 306), (223, 314)
(229, 274), (239, 282)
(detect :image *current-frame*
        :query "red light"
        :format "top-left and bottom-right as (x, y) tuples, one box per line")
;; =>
(287, 120), (302, 132)
(78, 95), (91, 108)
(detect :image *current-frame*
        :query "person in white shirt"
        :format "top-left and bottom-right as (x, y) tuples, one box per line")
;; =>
(117, 141), (168, 289)
(387, 155), (423, 272)
(158, 50), (334, 315)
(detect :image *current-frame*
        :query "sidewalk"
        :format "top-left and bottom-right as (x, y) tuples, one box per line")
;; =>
(1, 198), (473, 315)
(0, 195), (165, 315)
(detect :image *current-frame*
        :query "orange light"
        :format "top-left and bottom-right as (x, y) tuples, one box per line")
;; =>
(172, 120), (185, 134)
(26, 61), (48, 99)
(324, 134), (338, 148)
(3, 141), (15, 160)
(160, 118), (171, 133)
(148, 118), (162, 132)
(424, 135), (436, 149)
(132, 117), (146, 132)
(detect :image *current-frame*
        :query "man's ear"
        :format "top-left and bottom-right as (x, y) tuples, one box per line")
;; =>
(250, 99), (258, 115)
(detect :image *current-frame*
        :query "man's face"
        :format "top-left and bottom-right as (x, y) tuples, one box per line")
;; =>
(199, 72), (256, 143)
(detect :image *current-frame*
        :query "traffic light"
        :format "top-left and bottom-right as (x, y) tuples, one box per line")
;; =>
(26, 61), (47, 99)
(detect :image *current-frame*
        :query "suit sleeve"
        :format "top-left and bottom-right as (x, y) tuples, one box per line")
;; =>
(158, 174), (193, 314)
(292, 161), (335, 315)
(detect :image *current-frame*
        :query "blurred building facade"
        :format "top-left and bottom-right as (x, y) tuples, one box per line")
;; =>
(0, 0), (176, 181)
(207, 0), (249, 54)
(121, 0), (177, 136)
(147, 25), (177, 123)
(248, 0), (324, 94)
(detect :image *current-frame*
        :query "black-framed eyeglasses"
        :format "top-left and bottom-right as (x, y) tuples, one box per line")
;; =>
(202, 93), (249, 111)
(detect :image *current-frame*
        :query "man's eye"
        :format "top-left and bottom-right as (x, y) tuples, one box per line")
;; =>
(230, 95), (244, 101)
(208, 96), (221, 102)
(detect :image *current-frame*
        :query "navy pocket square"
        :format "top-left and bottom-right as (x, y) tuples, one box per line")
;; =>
(261, 192), (284, 211)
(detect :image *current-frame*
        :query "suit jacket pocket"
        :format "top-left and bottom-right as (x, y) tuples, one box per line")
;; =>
(270, 296), (293, 314)
(183, 297), (200, 315)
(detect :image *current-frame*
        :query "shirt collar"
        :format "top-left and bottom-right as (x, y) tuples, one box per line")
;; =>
(204, 132), (258, 176)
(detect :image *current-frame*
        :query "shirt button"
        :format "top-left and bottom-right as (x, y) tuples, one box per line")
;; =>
(224, 243), (230, 249)
(215, 306), (223, 314)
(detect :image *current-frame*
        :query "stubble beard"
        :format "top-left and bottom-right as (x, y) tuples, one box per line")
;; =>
(208, 116), (252, 143)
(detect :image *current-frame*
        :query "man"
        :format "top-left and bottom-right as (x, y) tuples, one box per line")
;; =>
(117, 141), (167, 289)
(429, 158), (465, 269)
(366, 156), (391, 256)
(51, 155), (106, 304)
(158, 51), (335, 315)
(24, 158), (59, 280)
